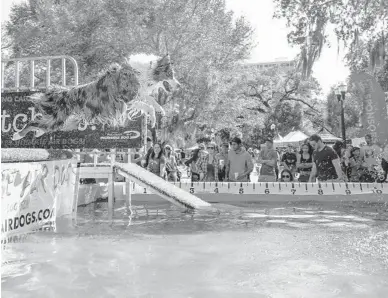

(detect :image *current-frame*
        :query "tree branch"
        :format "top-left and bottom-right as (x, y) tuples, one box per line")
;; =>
(280, 96), (319, 112)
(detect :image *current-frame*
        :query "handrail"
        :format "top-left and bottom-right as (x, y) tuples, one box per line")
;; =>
(1, 55), (79, 92)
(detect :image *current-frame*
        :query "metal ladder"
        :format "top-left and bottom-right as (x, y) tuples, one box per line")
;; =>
(1, 55), (79, 92)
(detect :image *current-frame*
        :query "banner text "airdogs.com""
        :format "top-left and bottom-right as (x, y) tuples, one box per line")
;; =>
(1, 208), (55, 233)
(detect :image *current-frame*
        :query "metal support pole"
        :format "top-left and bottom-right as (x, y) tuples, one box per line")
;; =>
(340, 100), (346, 149)
(126, 149), (132, 216)
(108, 149), (116, 220)
(61, 58), (66, 86)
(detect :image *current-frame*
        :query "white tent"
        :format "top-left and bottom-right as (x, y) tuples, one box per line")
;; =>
(274, 130), (309, 147)
(273, 133), (283, 143)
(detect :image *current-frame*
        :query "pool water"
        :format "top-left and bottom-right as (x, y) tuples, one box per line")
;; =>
(2, 200), (388, 298)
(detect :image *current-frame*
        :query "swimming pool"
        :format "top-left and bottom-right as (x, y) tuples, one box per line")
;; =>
(2, 200), (388, 298)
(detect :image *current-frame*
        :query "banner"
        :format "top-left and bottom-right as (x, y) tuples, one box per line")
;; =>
(351, 72), (388, 147)
(1, 159), (77, 240)
(1, 91), (143, 149)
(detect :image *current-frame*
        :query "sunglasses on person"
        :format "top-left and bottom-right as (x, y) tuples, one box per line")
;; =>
(282, 174), (291, 178)
(208, 147), (215, 149)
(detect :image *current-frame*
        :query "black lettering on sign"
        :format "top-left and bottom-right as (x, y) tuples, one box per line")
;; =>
(239, 188), (244, 194)
(345, 189), (351, 195)
(214, 188), (219, 193)
(190, 187), (194, 194)
(264, 189), (270, 194)
(318, 189), (324, 195)
(143, 188), (147, 194)
(291, 189), (296, 195)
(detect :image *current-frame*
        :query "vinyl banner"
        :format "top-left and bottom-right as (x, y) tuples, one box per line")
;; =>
(351, 72), (388, 147)
(1, 159), (77, 240)
(1, 91), (143, 149)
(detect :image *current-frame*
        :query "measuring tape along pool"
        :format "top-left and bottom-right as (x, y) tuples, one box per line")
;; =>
(128, 182), (387, 196)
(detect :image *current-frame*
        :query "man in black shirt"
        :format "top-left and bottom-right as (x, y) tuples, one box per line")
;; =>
(308, 134), (345, 182)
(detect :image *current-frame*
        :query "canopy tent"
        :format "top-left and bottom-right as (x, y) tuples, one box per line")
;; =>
(351, 137), (366, 147)
(316, 128), (343, 144)
(274, 130), (309, 147)
(273, 133), (283, 143)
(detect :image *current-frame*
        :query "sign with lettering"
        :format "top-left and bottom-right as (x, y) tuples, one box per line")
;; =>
(1, 91), (143, 149)
(1, 159), (77, 240)
(351, 72), (388, 147)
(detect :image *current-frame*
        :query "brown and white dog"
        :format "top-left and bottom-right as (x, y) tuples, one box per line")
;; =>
(12, 54), (180, 140)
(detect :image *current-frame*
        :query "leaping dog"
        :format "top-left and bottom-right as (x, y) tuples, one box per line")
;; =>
(12, 54), (180, 141)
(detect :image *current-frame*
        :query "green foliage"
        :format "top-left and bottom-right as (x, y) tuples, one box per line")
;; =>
(273, 0), (388, 77)
(325, 88), (362, 138)
(3, 0), (254, 147)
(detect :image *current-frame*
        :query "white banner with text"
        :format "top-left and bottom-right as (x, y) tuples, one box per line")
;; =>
(1, 159), (76, 240)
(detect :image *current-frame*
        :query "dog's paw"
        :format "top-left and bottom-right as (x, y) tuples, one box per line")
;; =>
(12, 132), (23, 141)
(35, 129), (46, 138)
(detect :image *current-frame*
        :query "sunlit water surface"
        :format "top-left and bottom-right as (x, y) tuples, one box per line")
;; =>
(2, 199), (388, 298)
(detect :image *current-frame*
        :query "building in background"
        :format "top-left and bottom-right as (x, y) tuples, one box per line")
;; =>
(241, 57), (296, 73)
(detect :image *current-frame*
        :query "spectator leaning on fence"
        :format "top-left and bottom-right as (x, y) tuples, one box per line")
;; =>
(308, 134), (345, 182)
(226, 137), (253, 182)
(281, 145), (297, 174)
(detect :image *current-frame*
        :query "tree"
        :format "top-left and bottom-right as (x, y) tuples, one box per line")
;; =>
(273, 0), (388, 78)
(325, 88), (362, 138)
(3, 0), (255, 146)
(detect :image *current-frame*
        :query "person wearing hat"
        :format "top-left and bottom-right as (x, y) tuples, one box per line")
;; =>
(196, 142), (219, 182)
(226, 137), (253, 182)
(281, 144), (297, 174)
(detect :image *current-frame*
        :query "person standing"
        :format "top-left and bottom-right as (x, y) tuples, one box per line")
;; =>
(308, 134), (345, 182)
(196, 142), (219, 182)
(164, 145), (178, 182)
(257, 139), (278, 182)
(281, 145), (297, 174)
(146, 143), (166, 178)
(360, 134), (382, 182)
(142, 137), (154, 168)
(348, 147), (364, 182)
(296, 143), (314, 182)
(215, 143), (229, 181)
(226, 137), (253, 182)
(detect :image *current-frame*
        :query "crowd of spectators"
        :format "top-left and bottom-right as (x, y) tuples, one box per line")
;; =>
(81, 133), (388, 184)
